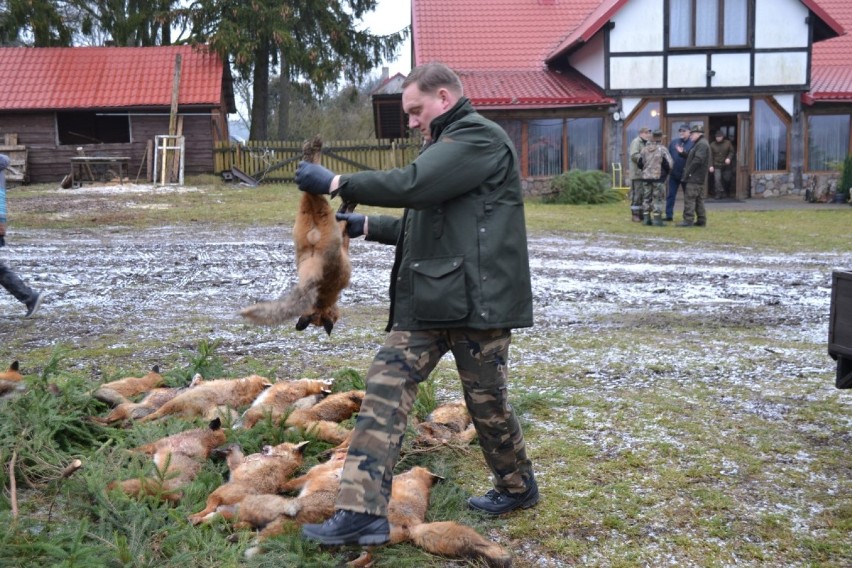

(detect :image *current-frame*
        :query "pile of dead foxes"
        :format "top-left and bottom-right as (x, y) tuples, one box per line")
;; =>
(60, 363), (509, 567)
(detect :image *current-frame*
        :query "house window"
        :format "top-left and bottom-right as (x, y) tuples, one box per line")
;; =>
(568, 118), (603, 171)
(753, 99), (787, 171)
(57, 111), (131, 145)
(807, 114), (850, 171)
(494, 116), (605, 177)
(495, 119), (522, 158)
(529, 119), (562, 177)
(625, 101), (661, 164)
(669, 0), (748, 48)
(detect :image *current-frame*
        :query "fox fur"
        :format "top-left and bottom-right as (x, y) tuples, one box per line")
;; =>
(284, 389), (364, 444)
(187, 440), (309, 525)
(240, 136), (355, 335)
(234, 463), (510, 566)
(92, 365), (164, 407)
(0, 360), (25, 397)
(413, 399), (478, 447)
(109, 418), (226, 503)
(227, 446), (348, 539)
(235, 378), (333, 429)
(388, 466), (512, 567)
(137, 375), (272, 423)
(92, 374), (205, 425)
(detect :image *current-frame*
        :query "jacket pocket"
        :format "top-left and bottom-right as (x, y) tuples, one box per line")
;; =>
(410, 256), (468, 322)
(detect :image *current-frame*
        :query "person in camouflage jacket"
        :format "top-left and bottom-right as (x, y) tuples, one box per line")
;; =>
(293, 63), (538, 547)
(639, 130), (674, 226)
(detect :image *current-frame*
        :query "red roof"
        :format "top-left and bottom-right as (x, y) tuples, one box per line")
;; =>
(412, 0), (611, 108)
(413, 0), (850, 107)
(0, 45), (226, 111)
(810, 1), (852, 102)
(458, 70), (612, 110)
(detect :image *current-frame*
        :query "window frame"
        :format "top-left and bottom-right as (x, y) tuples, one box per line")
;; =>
(668, 0), (751, 50)
(752, 97), (790, 173)
(804, 112), (852, 173)
(56, 111), (132, 146)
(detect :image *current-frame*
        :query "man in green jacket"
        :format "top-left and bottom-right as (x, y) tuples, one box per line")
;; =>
(678, 124), (711, 227)
(295, 62), (538, 546)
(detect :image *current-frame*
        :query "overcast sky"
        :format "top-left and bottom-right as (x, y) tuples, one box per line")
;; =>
(359, 0), (412, 77)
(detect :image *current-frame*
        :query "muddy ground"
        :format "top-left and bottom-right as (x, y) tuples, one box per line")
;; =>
(1, 186), (846, 376)
(1, 186), (850, 567)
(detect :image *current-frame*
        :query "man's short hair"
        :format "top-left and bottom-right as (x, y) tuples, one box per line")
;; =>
(402, 63), (464, 96)
(639, 126), (652, 134)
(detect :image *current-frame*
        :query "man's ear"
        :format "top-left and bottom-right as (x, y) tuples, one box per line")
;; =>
(438, 87), (453, 110)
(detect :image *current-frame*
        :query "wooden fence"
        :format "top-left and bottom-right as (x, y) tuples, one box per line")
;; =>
(213, 138), (421, 183)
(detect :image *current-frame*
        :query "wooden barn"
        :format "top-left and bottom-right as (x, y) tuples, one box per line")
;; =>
(0, 45), (235, 185)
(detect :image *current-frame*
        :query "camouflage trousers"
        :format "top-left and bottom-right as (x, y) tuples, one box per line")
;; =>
(683, 181), (707, 224)
(336, 328), (533, 516)
(640, 180), (666, 219)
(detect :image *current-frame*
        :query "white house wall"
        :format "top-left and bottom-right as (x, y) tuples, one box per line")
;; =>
(710, 53), (752, 87)
(755, 0), (809, 49)
(754, 52), (808, 86)
(602, 0), (813, 92)
(610, 56), (664, 90)
(668, 55), (708, 88)
(666, 99), (751, 114)
(569, 32), (606, 88)
(773, 94), (795, 117)
(610, 0), (664, 53)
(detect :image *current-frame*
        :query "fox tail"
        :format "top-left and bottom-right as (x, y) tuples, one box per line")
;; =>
(240, 282), (318, 326)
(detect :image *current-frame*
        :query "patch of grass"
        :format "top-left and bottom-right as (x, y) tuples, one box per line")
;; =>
(2, 181), (850, 567)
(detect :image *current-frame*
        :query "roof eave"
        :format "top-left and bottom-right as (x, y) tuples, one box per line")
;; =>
(546, 0), (626, 64)
(803, 0), (845, 42)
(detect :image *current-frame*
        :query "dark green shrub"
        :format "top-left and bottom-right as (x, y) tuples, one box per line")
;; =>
(544, 170), (622, 205)
(838, 155), (852, 197)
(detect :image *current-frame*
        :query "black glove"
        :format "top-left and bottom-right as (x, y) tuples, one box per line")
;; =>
(295, 161), (334, 195)
(336, 212), (366, 238)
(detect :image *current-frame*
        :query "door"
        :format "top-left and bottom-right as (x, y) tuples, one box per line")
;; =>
(736, 114), (751, 199)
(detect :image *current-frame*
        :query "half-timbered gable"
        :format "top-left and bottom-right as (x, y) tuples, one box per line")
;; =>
(411, 0), (849, 199)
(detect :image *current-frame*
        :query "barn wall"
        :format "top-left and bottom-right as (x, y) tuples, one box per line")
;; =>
(0, 109), (218, 184)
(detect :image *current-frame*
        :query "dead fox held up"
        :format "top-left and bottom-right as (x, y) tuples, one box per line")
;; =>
(240, 136), (354, 334)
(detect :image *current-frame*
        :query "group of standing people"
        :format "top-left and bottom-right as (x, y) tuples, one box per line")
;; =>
(629, 122), (731, 227)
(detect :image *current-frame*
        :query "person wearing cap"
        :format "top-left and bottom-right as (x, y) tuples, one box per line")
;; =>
(628, 126), (652, 222)
(709, 130), (734, 199)
(638, 130), (674, 226)
(678, 124), (711, 227)
(666, 123), (693, 221)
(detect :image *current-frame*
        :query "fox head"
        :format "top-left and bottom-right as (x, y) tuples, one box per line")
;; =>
(262, 440), (309, 459)
(0, 360), (23, 382)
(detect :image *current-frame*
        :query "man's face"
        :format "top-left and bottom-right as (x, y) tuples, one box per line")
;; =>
(679, 129), (689, 140)
(639, 130), (651, 141)
(690, 132), (701, 141)
(716, 135), (724, 142)
(402, 84), (455, 141)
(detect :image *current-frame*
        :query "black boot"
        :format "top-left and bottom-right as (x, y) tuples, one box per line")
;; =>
(643, 213), (652, 226)
(302, 509), (389, 546)
(468, 474), (539, 515)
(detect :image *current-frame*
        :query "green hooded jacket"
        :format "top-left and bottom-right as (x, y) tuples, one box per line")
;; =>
(336, 97), (533, 332)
